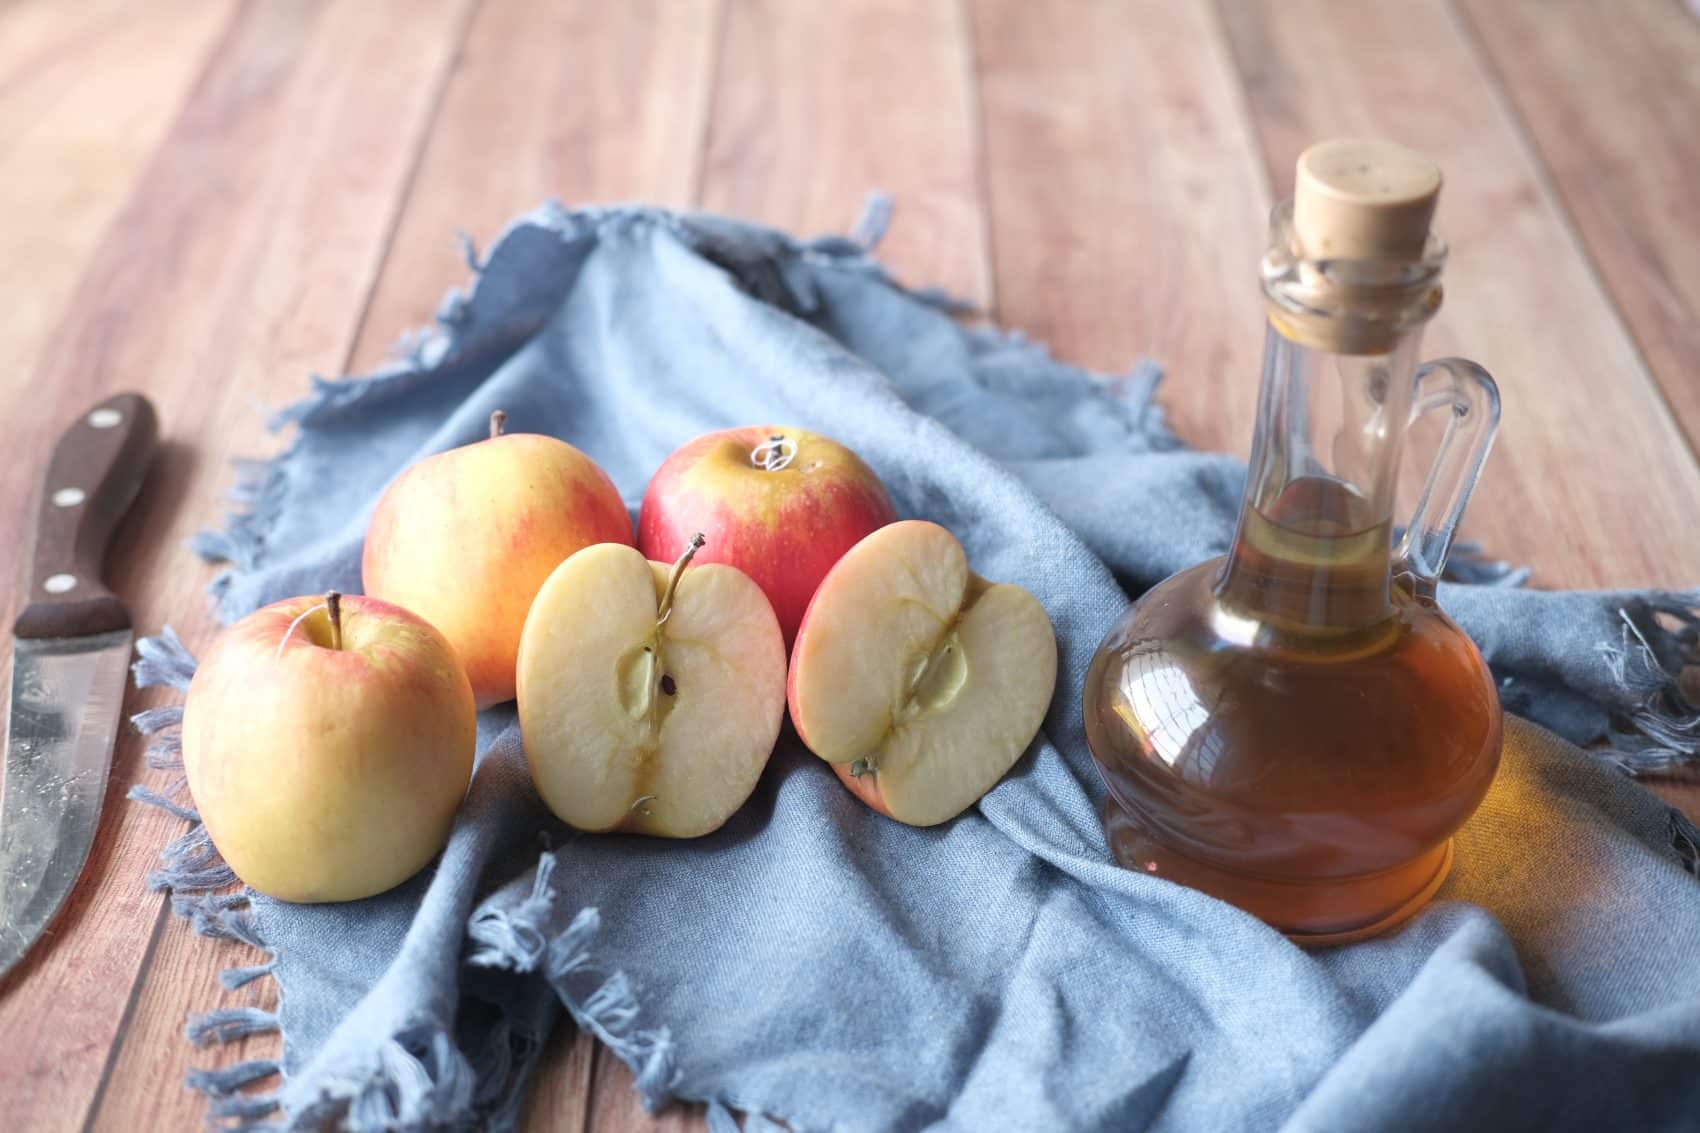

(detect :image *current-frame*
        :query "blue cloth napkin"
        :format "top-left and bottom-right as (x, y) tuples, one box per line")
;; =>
(132, 201), (1700, 1132)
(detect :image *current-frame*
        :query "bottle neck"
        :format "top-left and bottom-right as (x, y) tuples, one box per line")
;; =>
(1216, 322), (1425, 633)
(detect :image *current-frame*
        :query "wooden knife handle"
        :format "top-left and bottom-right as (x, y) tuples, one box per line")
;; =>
(13, 392), (159, 640)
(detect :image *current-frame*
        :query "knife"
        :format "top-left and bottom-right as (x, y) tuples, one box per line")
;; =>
(0, 392), (158, 979)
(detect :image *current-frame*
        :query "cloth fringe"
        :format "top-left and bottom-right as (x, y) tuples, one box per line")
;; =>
(468, 853), (680, 1111)
(1669, 808), (1700, 878)
(187, 1006), (281, 1048)
(466, 853), (558, 971)
(128, 629), (290, 1130)
(1601, 597), (1700, 774)
(284, 1025), (477, 1133)
(706, 1101), (789, 1133)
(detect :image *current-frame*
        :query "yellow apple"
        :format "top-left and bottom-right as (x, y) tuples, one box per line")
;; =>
(516, 535), (786, 837)
(787, 521), (1057, 826)
(363, 411), (632, 707)
(181, 592), (476, 902)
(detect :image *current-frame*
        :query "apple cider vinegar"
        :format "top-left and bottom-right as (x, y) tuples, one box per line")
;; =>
(1083, 141), (1505, 943)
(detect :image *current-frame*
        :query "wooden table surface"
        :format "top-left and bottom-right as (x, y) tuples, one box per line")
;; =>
(2, 1), (1698, 1129)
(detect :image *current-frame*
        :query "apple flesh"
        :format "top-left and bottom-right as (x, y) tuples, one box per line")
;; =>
(181, 593), (476, 903)
(788, 520), (1057, 826)
(638, 425), (896, 646)
(516, 536), (786, 838)
(363, 411), (632, 707)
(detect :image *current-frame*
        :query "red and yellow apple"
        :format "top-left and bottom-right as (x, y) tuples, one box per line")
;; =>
(181, 592), (476, 902)
(516, 535), (786, 838)
(363, 411), (632, 707)
(637, 425), (896, 645)
(788, 521), (1057, 826)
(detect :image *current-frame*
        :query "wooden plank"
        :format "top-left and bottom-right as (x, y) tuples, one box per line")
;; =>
(699, 0), (991, 308)
(349, 0), (723, 372)
(520, 1017), (597, 1133)
(0, 3), (475, 1132)
(1453, 0), (1700, 458)
(972, 0), (1273, 455)
(587, 1058), (706, 1133)
(1215, 0), (1700, 589)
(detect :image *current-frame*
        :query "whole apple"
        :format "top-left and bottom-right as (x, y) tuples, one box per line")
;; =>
(181, 592), (476, 902)
(637, 425), (896, 644)
(363, 411), (632, 707)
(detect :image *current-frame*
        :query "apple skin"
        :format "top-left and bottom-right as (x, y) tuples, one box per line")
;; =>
(638, 425), (897, 645)
(363, 428), (632, 707)
(180, 594), (476, 903)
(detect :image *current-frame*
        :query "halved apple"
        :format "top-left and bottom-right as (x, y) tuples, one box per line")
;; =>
(787, 520), (1058, 826)
(516, 536), (786, 837)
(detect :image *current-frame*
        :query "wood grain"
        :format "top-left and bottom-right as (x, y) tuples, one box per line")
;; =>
(0, 0), (135, 88)
(519, 1012), (598, 1133)
(700, 0), (991, 308)
(1216, 0), (1700, 589)
(1454, 0), (1700, 457)
(972, 0), (1273, 454)
(349, 0), (723, 373)
(0, 3), (475, 1132)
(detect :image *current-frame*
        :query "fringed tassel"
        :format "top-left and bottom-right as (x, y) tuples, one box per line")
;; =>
(1601, 598), (1700, 774)
(132, 705), (186, 771)
(133, 626), (197, 691)
(186, 1059), (282, 1132)
(186, 1058), (280, 1094)
(1444, 541), (1531, 588)
(466, 853), (558, 971)
(539, 908), (679, 1111)
(706, 1100), (787, 1133)
(174, 892), (267, 949)
(847, 191), (893, 252)
(186, 1006), (281, 1048)
(207, 1092), (282, 1125)
(341, 1025), (476, 1133)
(1670, 809), (1700, 878)
(221, 960), (278, 990)
(127, 783), (198, 823)
(148, 825), (238, 893)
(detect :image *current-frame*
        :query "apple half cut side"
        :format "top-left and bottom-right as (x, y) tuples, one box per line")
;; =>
(516, 537), (787, 838)
(787, 520), (1058, 826)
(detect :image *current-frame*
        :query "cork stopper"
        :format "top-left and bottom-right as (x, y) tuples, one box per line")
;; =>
(1292, 139), (1441, 263)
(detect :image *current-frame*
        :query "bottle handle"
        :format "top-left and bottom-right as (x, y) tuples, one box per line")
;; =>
(1394, 357), (1501, 598)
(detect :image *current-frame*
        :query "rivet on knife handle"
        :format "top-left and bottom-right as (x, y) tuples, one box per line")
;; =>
(13, 392), (159, 640)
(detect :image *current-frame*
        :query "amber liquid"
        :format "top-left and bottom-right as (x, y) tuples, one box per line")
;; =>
(1084, 479), (1502, 943)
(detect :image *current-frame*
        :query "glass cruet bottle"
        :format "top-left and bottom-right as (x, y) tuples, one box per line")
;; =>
(1083, 139), (1504, 945)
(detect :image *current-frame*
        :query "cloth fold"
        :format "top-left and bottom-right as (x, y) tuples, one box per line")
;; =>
(132, 201), (1700, 1132)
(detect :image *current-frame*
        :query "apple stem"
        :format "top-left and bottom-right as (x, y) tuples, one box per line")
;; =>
(749, 434), (796, 472)
(656, 533), (706, 626)
(489, 409), (507, 438)
(324, 591), (343, 651)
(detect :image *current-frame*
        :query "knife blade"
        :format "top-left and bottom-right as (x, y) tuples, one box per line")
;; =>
(0, 392), (157, 979)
